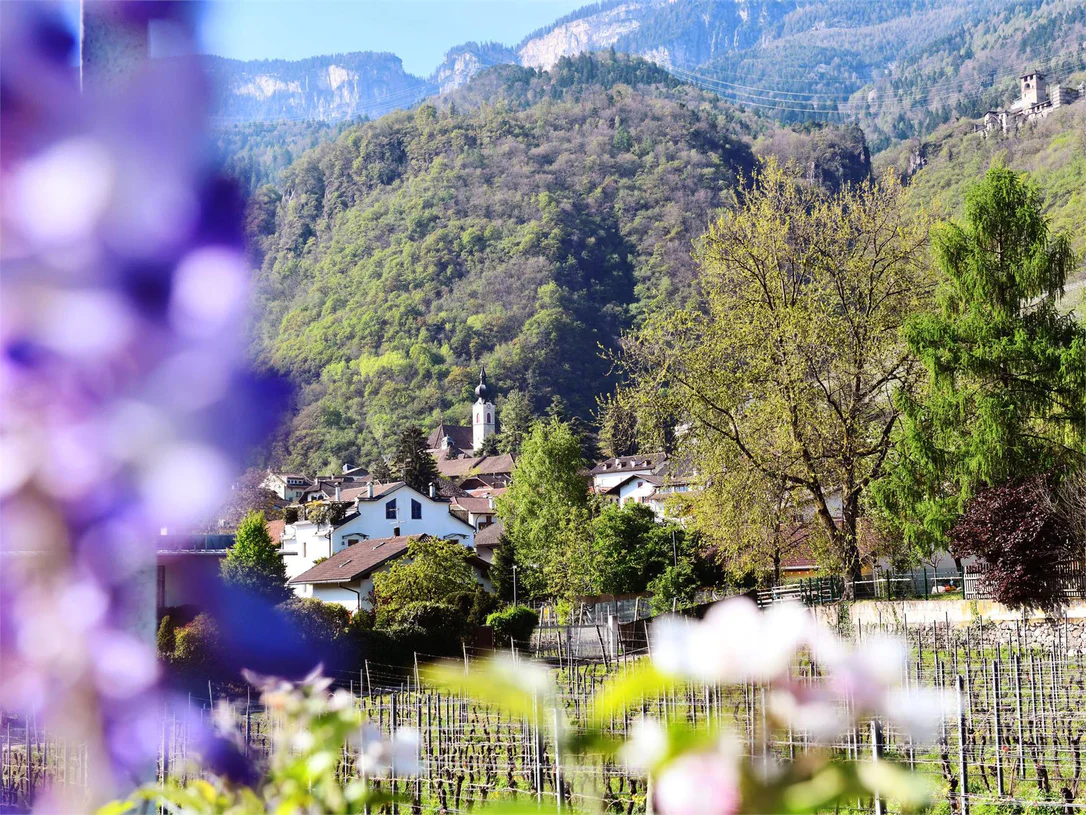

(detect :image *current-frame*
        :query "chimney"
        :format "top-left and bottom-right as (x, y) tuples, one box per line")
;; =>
(366, 482), (374, 499)
(429, 482), (436, 499)
(334, 484), (341, 501)
(342, 463), (351, 474)
(488, 495), (495, 511)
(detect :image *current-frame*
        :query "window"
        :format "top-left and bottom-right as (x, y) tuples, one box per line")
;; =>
(411, 499), (422, 520)
(486, 413), (491, 423)
(385, 499), (397, 520)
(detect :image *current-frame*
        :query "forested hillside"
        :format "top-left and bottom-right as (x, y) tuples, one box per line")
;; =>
(247, 54), (871, 472)
(877, 99), (1086, 312)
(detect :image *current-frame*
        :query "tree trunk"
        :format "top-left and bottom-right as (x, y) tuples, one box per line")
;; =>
(832, 493), (862, 601)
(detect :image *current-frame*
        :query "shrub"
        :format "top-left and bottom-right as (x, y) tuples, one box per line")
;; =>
(468, 587), (500, 626)
(280, 597), (351, 645)
(173, 613), (219, 674)
(487, 605), (538, 649)
(156, 614), (176, 660)
(283, 505), (300, 524)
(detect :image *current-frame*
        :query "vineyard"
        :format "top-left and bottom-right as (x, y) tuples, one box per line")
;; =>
(5, 614), (1086, 813)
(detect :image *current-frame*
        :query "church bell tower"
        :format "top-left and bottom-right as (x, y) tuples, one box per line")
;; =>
(473, 368), (495, 452)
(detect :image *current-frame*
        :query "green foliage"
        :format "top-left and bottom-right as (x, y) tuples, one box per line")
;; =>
(489, 534), (518, 604)
(620, 159), (933, 591)
(279, 597), (351, 646)
(485, 605), (539, 649)
(220, 511), (290, 604)
(173, 614), (219, 674)
(878, 103), (1086, 314)
(468, 586), (500, 627)
(592, 502), (689, 594)
(372, 537), (477, 623)
(250, 54), (759, 473)
(304, 501), (351, 527)
(496, 389), (534, 455)
(497, 418), (596, 599)
(156, 615), (176, 660)
(648, 561), (700, 615)
(596, 394), (638, 459)
(873, 164), (1086, 558)
(392, 425), (441, 493)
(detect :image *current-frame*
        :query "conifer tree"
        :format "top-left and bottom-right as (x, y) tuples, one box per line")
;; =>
(393, 425), (440, 493)
(873, 164), (1085, 558)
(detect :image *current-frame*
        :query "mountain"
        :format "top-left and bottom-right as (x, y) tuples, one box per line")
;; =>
(245, 54), (871, 473)
(205, 52), (436, 123)
(206, 0), (1086, 156)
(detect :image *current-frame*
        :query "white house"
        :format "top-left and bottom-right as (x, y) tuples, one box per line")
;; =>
(262, 472), (312, 502)
(288, 534), (492, 611)
(278, 481), (476, 585)
(590, 453), (667, 492)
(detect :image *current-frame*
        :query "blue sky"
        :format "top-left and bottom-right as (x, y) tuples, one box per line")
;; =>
(199, 1), (590, 75)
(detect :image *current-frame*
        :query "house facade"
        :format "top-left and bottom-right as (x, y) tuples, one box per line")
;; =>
(289, 534), (492, 611)
(279, 482), (476, 585)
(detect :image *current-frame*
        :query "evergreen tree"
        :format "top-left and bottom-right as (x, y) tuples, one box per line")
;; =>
(392, 426), (440, 493)
(873, 165), (1086, 559)
(369, 457), (394, 482)
(497, 389), (534, 455)
(221, 511), (290, 604)
(489, 533), (518, 604)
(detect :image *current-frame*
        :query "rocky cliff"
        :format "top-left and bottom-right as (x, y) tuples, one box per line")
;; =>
(206, 52), (435, 123)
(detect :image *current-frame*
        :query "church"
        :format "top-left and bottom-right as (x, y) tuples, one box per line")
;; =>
(426, 369), (515, 490)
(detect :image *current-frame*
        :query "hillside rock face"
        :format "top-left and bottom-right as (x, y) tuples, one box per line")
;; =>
(431, 42), (517, 93)
(516, 2), (650, 71)
(206, 52), (434, 122)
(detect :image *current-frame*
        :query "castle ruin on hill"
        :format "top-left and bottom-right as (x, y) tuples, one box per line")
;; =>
(976, 71), (1084, 135)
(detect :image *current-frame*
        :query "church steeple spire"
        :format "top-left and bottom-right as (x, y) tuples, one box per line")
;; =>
(475, 366), (490, 401)
(472, 367), (495, 452)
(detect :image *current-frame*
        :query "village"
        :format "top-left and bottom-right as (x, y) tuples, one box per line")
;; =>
(4, 3), (1086, 814)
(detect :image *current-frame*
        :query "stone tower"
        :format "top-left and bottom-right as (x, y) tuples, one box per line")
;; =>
(1020, 72), (1047, 108)
(473, 368), (495, 452)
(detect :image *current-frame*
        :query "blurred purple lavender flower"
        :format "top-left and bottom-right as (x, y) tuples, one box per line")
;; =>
(0, 1), (292, 804)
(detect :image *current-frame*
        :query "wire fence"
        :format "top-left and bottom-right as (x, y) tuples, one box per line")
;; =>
(6, 615), (1086, 812)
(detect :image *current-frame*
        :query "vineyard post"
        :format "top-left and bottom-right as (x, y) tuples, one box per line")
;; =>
(992, 660), (1003, 796)
(552, 706), (562, 814)
(871, 718), (884, 815)
(366, 661), (372, 698)
(957, 674), (969, 815)
(391, 692), (399, 815)
(1013, 652), (1025, 780)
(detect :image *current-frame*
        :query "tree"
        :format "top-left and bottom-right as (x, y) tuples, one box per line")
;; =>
(371, 537), (477, 622)
(497, 389), (534, 455)
(873, 164), (1086, 558)
(220, 511), (290, 604)
(477, 434), (500, 456)
(369, 457), (394, 482)
(949, 474), (1076, 612)
(596, 394), (638, 459)
(392, 425), (441, 493)
(648, 561), (700, 615)
(496, 418), (597, 599)
(592, 502), (689, 594)
(620, 160), (932, 596)
(489, 533), (519, 604)
(199, 467), (283, 533)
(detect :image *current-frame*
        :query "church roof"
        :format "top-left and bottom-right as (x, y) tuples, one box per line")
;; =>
(435, 453), (515, 479)
(426, 423), (474, 452)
